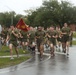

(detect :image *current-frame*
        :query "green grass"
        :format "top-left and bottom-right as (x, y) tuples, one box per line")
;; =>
(0, 46), (31, 69)
(72, 41), (76, 45)
(0, 56), (31, 69)
(0, 46), (30, 56)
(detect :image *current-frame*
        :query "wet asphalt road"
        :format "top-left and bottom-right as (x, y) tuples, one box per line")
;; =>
(0, 46), (76, 75)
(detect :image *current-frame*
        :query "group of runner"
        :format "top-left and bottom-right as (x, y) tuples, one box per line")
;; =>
(0, 23), (73, 60)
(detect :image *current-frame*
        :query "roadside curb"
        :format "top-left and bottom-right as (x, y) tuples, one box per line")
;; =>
(0, 54), (30, 58)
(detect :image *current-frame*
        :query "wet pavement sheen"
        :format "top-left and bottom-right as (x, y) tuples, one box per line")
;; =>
(0, 46), (76, 75)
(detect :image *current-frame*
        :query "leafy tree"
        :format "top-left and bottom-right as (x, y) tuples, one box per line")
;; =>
(26, 0), (76, 28)
(0, 12), (24, 27)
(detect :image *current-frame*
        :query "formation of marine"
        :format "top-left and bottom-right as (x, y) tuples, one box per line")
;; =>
(0, 23), (73, 60)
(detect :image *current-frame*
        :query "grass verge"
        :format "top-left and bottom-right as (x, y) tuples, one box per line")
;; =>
(72, 41), (76, 45)
(0, 56), (31, 69)
(0, 46), (31, 69)
(0, 46), (30, 56)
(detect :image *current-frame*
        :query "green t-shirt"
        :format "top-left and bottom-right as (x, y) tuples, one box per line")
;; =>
(1, 29), (8, 39)
(35, 30), (45, 40)
(20, 30), (28, 39)
(9, 30), (18, 41)
(61, 27), (70, 36)
(47, 30), (57, 41)
(28, 30), (36, 40)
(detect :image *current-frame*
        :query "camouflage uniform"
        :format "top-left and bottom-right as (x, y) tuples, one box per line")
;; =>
(19, 30), (28, 42)
(55, 28), (62, 51)
(18, 30), (28, 52)
(47, 28), (57, 57)
(61, 26), (71, 53)
(47, 30), (57, 46)
(35, 30), (45, 50)
(61, 27), (71, 43)
(28, 30), (36, 44)
(8, 29), (18, 47)
(35, 28), (45, 59)
(1, 29), (8, 45)
(56, 29), (62, 42)
(28, 29), (36, 53)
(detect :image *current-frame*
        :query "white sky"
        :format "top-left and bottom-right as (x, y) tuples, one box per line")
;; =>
(0, 0), (76, 15)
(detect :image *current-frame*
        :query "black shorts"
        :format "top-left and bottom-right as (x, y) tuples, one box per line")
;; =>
(61, 35), (69, 43)
(57, 37), (61, 42)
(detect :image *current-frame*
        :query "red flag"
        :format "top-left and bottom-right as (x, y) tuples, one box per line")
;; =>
(16, 18), (29, 31)
(26, 25), (30, 30)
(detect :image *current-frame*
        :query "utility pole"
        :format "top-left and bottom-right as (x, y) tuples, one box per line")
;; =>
(5, 6), (14, 25)
(11, 11), (13, 25)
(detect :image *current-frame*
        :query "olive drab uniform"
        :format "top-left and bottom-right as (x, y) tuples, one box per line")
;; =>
(56, 29), (62, 42)
(47, 29), (57, 57)
(55, 29), (62, 51)
(6, 27), (19, 60)
(61, 27), (71, 43)
(35, 28), (45, 60)
(1, 28), (8, 45)
(28, 29), (36, 53)
(61, 26), (71, 53)
(28, 30), (36, 44)
(18, 30), (28, 52)
(35, 30), (45, 51)
(8, 29), (18, 47)
(47, 30), (57, 46)
(19, 30), (28, 42)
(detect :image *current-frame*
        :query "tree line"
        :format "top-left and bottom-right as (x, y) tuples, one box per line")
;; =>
(0, 0), (76, 28)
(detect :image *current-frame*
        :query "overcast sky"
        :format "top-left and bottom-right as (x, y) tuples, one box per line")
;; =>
(0, 0), (76, 15)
